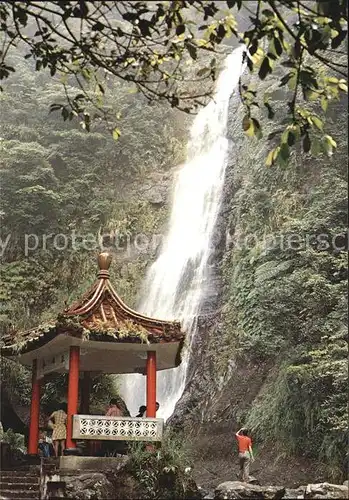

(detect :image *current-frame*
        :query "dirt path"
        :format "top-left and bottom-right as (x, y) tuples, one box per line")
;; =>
(190, 423), (327, 491)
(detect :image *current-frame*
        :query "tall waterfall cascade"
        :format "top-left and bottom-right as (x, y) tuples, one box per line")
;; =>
(120, 47), (245, 420)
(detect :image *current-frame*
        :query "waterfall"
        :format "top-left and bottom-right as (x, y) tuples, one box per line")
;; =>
(120, 47), (245, 420)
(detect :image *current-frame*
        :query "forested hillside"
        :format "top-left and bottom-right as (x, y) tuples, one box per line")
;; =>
(0, 52), (190, 419)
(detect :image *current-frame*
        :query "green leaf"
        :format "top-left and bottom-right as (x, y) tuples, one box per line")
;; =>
(92, 21), (104, 31)
(324, 135), (337, 148)
(279, 142), (290, 161)
(281, 129), (289, 144)
(321, 96), (328, 112)
(186, 42), (197, 60)
(303, 133), (311, 153)
(287, 131), (295, 146)
(262, 9), (275, 19)
(269, 37), (282, 57)
(264, 102), (275, 119)
(252, 118), (262, 139)
(288, 74), (297, 90)
(338, 83), (348, 92)
(242, 115), (250, 132)
(138, 19), (152, 37)
(265, 146), (280, 167)
(265, 149), (275, 167)
(311, 116), (323, 131)
(112, 128), (121, 141)
(176, 24), (185, 36)
(258, 56), (272, 80)
(245, 124), (255, 137)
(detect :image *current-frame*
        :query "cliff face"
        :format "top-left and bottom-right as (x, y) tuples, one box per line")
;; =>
(169, 84), (348, 488)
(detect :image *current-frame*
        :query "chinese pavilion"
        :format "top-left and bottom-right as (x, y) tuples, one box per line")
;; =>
(1, 252), (185, 455)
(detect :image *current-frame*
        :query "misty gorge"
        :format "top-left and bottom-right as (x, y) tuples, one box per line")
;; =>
(0, 2), (347, 499)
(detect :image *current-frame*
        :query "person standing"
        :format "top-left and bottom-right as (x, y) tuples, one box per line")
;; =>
(48, 403), (67, 457)
(235, 427), (254, 482)
(136, 405), (146, 417)
(104, 399), (124, 456)
(105, 399), (123, 417)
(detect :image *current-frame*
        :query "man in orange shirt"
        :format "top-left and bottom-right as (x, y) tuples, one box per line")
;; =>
(235, 427), (254, 482)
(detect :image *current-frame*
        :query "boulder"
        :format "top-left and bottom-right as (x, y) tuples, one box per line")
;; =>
(304, 482), (349, 499)
(65, 472), (115, 499)
(214, 481), (285, 499)
(343, 480), (348, 488)
(282, 487), (305, 499)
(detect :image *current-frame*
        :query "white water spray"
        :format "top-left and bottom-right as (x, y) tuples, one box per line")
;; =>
(120, 47), (245, 420)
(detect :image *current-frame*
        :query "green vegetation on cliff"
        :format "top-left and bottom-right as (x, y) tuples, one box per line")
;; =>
(221, 91), (347, 477)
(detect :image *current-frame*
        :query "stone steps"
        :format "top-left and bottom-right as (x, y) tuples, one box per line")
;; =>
(0, 468), (40, 500)
(1, 476), (38, 484)
(0, 490), (39, 499)
(1, 481), (39, 489)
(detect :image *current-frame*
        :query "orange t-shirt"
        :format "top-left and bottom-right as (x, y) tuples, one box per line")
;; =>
(236, 434), (252, 453)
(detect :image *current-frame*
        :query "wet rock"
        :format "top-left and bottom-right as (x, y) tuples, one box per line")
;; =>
(65, 472), (115, 499)
(304, 482), (349, 499)
(282, 487), (305, 499)
(214, 481), (285, 499)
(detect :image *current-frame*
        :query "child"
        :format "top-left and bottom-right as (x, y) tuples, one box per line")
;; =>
(38, 430), (51, 457)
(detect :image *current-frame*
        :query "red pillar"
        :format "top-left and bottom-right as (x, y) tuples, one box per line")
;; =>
(146, 351), (157, 418)
(66, 346), (80, 450)
(28, 359), (40, 455)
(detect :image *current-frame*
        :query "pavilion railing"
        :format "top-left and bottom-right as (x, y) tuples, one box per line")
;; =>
(72, 414), (164, 442)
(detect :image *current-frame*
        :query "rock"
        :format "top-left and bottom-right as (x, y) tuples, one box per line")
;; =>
(146, 186), (167, 206)
(214, 481), (285, 499)
(65, 472), (115, 499)
(283, 487), (305, 499)
(343, 480), (348, 487)
(203, 490), (215, 500)
(198, 485), (214, 499)
(157, 467), (201, 499)
(249, 476), (261, 485)
(304, 482), (349, 499)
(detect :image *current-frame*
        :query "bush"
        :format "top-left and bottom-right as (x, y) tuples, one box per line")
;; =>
(1, 428), (26, 453)
(127, 433), (198, 499)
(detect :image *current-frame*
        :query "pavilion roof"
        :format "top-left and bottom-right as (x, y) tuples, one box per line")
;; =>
(1, 252), (184, 356)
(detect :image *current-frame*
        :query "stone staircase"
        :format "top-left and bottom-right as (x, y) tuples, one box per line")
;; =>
(0, 469), (40, 500)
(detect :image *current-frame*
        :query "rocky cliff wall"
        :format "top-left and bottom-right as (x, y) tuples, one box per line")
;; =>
(169, 78), (347, 488)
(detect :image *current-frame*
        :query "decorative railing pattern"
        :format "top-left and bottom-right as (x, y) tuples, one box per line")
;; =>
(72, 415), (164, 442)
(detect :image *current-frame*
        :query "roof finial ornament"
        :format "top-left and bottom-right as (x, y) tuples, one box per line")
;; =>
(97, 251), (112, 279)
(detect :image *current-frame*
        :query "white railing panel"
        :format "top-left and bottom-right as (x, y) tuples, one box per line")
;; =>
(72, 415), (163, 442)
